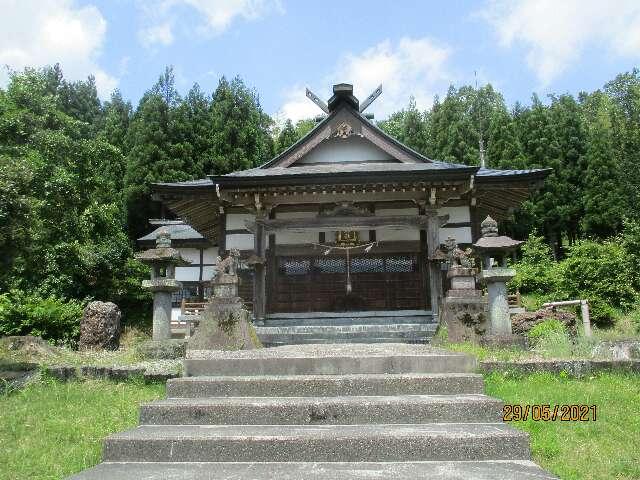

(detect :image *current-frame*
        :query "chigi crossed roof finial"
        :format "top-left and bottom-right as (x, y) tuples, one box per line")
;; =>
(305, 83), (382, 114)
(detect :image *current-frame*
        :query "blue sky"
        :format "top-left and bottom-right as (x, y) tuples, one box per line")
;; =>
(2, 0), (640, 121)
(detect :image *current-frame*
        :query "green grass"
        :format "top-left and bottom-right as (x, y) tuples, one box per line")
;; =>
(485, 372), (640, 480)
(0, 328), (152, 367)
(0, 378), (165, 480)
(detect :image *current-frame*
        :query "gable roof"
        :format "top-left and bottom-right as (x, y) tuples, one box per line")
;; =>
(262, 105), (435, 168)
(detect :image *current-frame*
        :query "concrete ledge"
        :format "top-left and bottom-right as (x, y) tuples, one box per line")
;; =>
(41, 364), (181, 383)
(140, 394), (503, 425)
(479, 359), (640, 377)
(167, 373), (486, 397)
(185, 344), (476, 376)
(265, 310), (433, 319)
(69, 460), (557, 480)
(102, 423), (530, 462)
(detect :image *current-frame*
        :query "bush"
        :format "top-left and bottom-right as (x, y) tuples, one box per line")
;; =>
(622, 219), (640, 291)
(556, 239), (636, 325)
(0, 290), (84, 346)
(527, 319), (567, 344)
(511, 233), (559, 295)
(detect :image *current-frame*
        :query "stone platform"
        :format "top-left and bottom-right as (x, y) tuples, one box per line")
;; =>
(69, 344), (555, 479)
(254, 310), (437, 346)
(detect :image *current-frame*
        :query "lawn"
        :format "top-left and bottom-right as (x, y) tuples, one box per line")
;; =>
(0, 378), (165, 480)
(485, 372), (640, 480)
(1, 373), (638, 480)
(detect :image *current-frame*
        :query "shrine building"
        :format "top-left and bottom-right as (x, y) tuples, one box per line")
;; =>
(149, 83), (548, 345)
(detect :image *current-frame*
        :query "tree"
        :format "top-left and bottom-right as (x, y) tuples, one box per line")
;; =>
(275, 119), (298, 153)
(100, 90), (132, 152)
(579, 91), (626, 237)
(205, 76), (274, 174)
(605, 69), (640, 221)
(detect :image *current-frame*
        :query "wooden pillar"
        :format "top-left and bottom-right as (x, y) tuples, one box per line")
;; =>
(426, 214), (441, 321)
(253, 217), (267, 322)
(425, 209), (448, 323)
(218, 209), (227, 256)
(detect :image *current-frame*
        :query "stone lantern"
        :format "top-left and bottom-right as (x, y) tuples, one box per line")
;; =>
(135, 228), (190, 340)
(473, 216), (523, 336)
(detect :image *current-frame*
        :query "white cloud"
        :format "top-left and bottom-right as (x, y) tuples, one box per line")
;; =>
(0, 0), (117, 98)
(278, 37), (453, 122)
(483, 0), (640, 85)
(183, 0), (283, 34)
(138, 0), (283, 47)
(139, 22), (175, 47)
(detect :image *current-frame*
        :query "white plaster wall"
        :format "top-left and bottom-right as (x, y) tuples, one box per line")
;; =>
(275, 211), (319, 244)
(177, 247), (201, 264)
(376, 227), (420, 242)
(226, 233), (255, 250)
(438, 206), (470, 223)
(440, 226), (472, 244)
(375, 207), (420, 242)
(175, 266), (200, 282)
(296, 136), (394, 164)
(202, 266), (215, 280)
(171, 307), (181, 322)
(226, 213), (254, 231)
(202, 247), (218, 264)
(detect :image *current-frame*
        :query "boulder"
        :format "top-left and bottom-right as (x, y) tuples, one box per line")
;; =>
(78, 301), (121, 350)
(511, 308), (577, 336)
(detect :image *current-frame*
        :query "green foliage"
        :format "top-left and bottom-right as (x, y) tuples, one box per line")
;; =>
(275, 118), (298, 153)
(556, 239), (636, 325)
(527, 319), (567, 342)
(513, 233), (639, 327)
(0, 291), (84, 346)
(511, 233), (559, 295)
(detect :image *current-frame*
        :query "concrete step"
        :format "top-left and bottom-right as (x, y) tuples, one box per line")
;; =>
(140, 394), (503, 425)
(263, 309), (434, 327)
(69, 460), (558, 479)
(262, 336), (433, 346)
(102, 423), (531, 462)
(167, 373), (486, 398)
(255, 323), (437, 347)
(184, 344), (476, 376)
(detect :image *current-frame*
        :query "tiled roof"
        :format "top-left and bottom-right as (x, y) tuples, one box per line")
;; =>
(223, 161), (473, 178)
(137, 223), (207, 243)
(476, 168), (548, 177)
(154, 178), (214, 187)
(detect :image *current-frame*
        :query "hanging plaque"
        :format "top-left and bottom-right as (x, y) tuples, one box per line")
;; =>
(335, 230), (359, 247)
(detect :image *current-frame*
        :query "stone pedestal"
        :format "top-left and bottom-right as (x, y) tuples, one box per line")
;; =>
(212, 273), (239, 299)
(477, 267), (515, 335)
(442, 267), (488, 343)
(142, 279), (181, 341)
(151, 291), (172, 341)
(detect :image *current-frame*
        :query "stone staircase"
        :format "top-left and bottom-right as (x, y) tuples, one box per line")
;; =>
(70, 344), (555, 479)
(255, 310), (437, 346)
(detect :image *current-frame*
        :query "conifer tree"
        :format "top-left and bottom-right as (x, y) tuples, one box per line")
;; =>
(580, 91), (626, 236)
(275, 119), (298, 153)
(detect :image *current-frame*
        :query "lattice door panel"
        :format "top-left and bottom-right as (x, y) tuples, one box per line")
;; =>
(269, 253), (427, 313)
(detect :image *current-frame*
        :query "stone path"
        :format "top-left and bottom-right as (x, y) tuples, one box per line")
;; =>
(70, 344), (556, 479)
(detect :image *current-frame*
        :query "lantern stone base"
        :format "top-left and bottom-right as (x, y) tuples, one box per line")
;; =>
(152, 291), (174, 341)
(477, 268), (516, 336)
(441, 267), (487, 343)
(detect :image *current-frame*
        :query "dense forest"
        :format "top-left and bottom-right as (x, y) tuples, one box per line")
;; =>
(1, 64), (639, 340)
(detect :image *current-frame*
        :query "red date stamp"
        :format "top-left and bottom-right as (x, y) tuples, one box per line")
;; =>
(503, 404), (597, 422)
